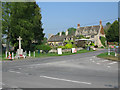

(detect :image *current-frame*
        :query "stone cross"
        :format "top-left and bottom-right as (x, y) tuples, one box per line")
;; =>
(17, 36), (22, 49)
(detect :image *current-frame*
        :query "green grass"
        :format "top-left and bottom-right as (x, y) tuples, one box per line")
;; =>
(97, 52), (119, 61)
(2, 49), (94, 61)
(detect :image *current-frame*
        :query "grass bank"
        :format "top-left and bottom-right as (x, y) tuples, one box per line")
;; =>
(97, 52), (119, 61)
(2, 49), (94, 61)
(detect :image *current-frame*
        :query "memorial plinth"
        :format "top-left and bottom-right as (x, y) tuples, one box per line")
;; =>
(15, 36), (24, 58)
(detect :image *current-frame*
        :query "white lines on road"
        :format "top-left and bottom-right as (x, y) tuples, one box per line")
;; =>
(108, 62), (117, 65)
(101, 60), (109, 62)
(0, 82), (5, 85)
(9, 70), (21, 74)
(107, 66), (111, 68)
(96, 63), (100, 65)
(40, 75), (91, 85)
(90, 59), (92, 61)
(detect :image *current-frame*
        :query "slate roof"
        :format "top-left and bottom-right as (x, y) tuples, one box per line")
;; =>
(48, 35), (73, 42)
(77, 25), (100, 36)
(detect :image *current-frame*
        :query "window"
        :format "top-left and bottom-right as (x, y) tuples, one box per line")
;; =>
(91, 35), (94, 38)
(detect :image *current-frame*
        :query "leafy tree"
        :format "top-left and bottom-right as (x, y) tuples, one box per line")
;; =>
(62, 31), (65, 35)
(57, 32), (60, 35)
(36, 44), (51, 53)
(100, 36), (106, 47)
(42, 37), (47, 44)
(2, 2), (44, 51)
(2, 2), (12, 51)
(56, 31), (65, 35)
(68, 27), (76, 35)
(106, 22), (111, 26)
(104, 22), (111, 34)
(106, 20), (119, 42)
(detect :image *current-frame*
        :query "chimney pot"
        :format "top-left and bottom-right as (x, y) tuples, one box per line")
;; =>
(77, 24), (80, 28)
(100, 20), (102, 25)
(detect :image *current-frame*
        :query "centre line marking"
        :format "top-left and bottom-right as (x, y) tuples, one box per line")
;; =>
(9, 70), (21, 74)
(40, 75), (91, 85)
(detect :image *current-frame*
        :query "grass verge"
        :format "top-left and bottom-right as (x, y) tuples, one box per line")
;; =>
(97, 52), (119, 61)
(2, 49), (94, 61)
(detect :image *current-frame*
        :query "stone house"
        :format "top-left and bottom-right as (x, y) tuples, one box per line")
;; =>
(75, 20), (105, 47)
(48, 31), (74, 46)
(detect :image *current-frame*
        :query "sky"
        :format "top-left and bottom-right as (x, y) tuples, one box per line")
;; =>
(37, 2), (118, 38)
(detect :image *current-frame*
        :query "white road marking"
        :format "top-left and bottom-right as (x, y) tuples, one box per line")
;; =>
(101, 60), (109, 62)
(96, 63), (100, 65)
(9, 70), (21, 74)
(9, 70), (16, 73)
(40, 75), (91, 85)
(15, 72), (21, 73)
(92, 61), (95, 62)
(107, 66), (111, 68)
(0, 82), (5, 85)
(18, 68), (22, 69)
(90, 59), (92, 60)
(108, 62), (117, 65)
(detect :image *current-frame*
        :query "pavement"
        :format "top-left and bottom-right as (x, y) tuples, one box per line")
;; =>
(1, 49), (118, 89)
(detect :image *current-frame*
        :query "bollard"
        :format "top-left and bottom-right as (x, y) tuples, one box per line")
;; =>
(29, 51), (31, 57)
(5, 51), (7, 58)
(9, 52), (10, 56)
(115, 52), (117, 57)
(34, 51), (35, 57)
(12, 52), (14, 59)
(108, 48), (110, 55)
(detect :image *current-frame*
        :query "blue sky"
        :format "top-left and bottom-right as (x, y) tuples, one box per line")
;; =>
(37, 2), (118, 38)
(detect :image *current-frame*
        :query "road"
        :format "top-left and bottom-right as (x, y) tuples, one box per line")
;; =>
(2, 50), (118, 89)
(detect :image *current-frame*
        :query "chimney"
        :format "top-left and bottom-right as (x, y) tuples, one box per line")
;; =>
(77, 24), (80, 28)
(65, 30), (68, 36)
(100, 20), (102, 25)
(59, 32), (62, 36)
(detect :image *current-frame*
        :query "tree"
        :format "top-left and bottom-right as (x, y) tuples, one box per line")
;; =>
(2, 2), (44, 51)
(68, 27), (76, 35)
(57, 32), (60, 35)
(106, 20), (119, 42)
(62, 31), (65, 35)
(103, 22), (111, 34)
(42, 37), (47, 44)
(56, 31), (65, 35)
(106, 22), (111, 26)
(2, 2), (12, 51)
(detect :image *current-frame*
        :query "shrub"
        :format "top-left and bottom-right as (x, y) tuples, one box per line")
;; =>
(100, 46), (104, 48)
(36, 44), (51, 53)
(58, 46), (65, 49)
(65, 44), (73, 49)
(90, 43), (95, 46)
(100, 36), (106, 47)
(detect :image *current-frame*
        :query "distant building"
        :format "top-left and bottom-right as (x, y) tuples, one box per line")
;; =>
(48, 20), (105, 47)
(75, 20), (105, 47)
(47, 32), (74, 46)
